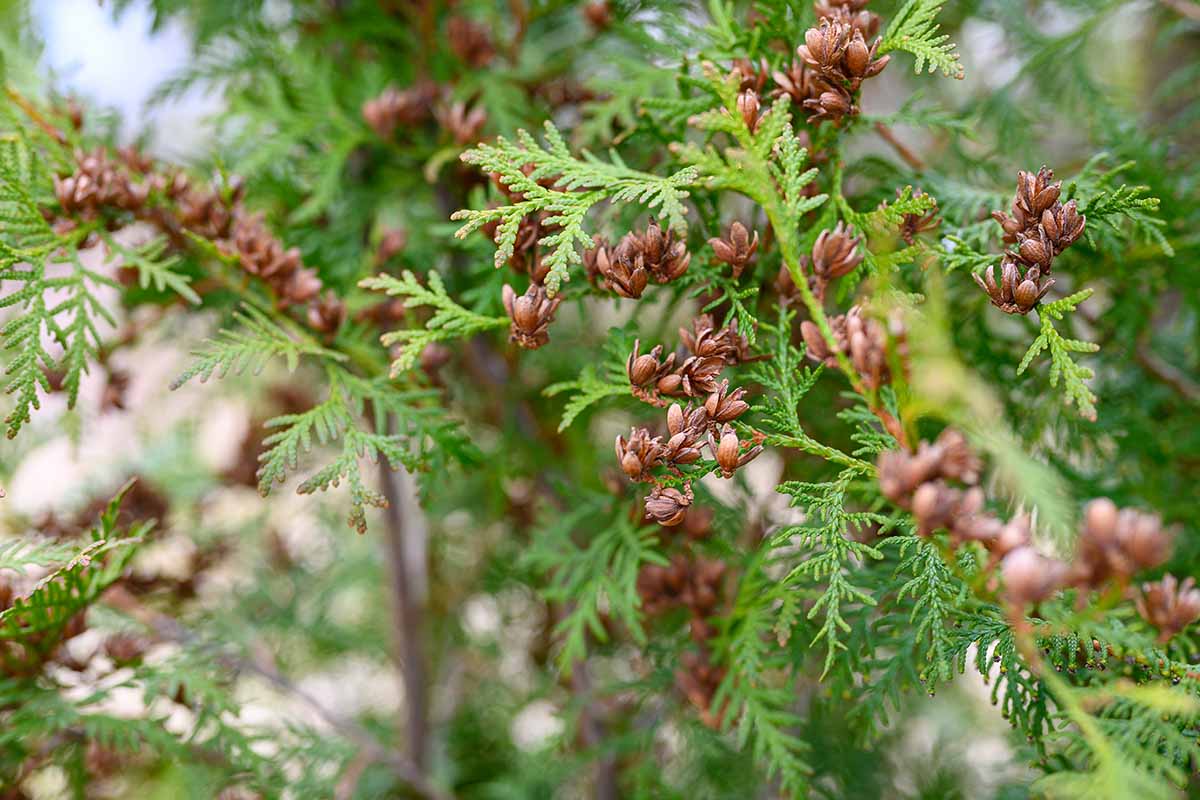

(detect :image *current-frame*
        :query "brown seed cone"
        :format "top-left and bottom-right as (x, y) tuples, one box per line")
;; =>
(645, 484), (693, 527)
(626, 339), (676, 388)
(672, 355), (726, 398)
(447, 16), (496, 68)
(802, 82), (856, 124)
(434, 101), (488, 146)
(895, 187), (941, 245)
(615, 427), (664, 482)
(593, 237), (649, 299)
(731, 57), (771, 94)
(814, 1), (880, 38)
(1136, 575), (1200, 643)
(709, 423), (763, 478)
(1001, 546), (1067, 607)
(362, 83), (438, 138)
(502, 283), (562, 349)
(810, 222), (863, 296)
(974, 256), (1054, 315)
(708, 222), (760, 279)
(772, 60), (823, 107)
(704, 380), (750, 423)
(624, 219), (690, 284)
(306, 291), (346, 335)
(675, 650), (727, 728)
(582, 0), (612, 30)
(798, 18), (852, 77)
(737, 89), (761, 133)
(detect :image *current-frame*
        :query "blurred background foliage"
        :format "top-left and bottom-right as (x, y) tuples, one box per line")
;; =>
(0, 0), (1197, 798)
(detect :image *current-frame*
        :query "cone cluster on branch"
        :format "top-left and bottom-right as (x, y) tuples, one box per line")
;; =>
(615, 389), (760, 509)
(626, 316), (757, 407)
(877, 433), (1187, 638)
(585, 219), (691, 298)
(54, 148), (149, 218)
(708, 221), (760, 280)
(779, 1), (889, 124)
(803, 221), (863, 301)
(801, 305), (908, 391)
(615, 366), (762, 526)
(634, 490), (728, 727)
(50, 146), (345, 335)
(446, 15), (496, 68)
(976, 166), (1087, 315)
(1135, 576), (1200, 643)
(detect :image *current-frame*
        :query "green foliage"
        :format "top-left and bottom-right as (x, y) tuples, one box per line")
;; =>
(2, 0), (1199, 797)
(716, 554), (812, 796)
(1067, 156), (1172, 256)
(170, 304), (344, 389)
(881, 0), (964, 79)
(0, 483), (146, 669)
(775, 474), (883, 678)
(451, 122), (699, 294)
(523, 492), (667, 672)
(544, 365), (630, 433)
(0, 132), (109, 438)
(256, 370), (477, 532)
(1018, 289), (1100, 421)
(360, 270), (509, 376)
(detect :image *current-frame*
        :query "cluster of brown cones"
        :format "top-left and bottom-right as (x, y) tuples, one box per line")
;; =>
(584, 219), (691, 299)
(615, 387), (763, 524)
(637, 551), (729, 727)
(50, 146), (345, 335)
(617, 316), (765, 524)
(733, 0), (888, 127)
(877, 431), (1193, 641)
(626, 315), (757, 407)
(632, 476), (728, 726)
(801, 304), (907, 391)
(362, 82), (488, 147)
(976, 166), (1086, 315)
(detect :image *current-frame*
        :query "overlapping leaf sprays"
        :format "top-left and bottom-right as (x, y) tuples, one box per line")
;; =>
(876, 432), (1192, 642)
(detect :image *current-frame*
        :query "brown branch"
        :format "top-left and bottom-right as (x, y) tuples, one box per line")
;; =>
(5, 85), (67, 145)
(1159, 0), (1200, 21)
(874, 122), (925, 172)
(376, 420), (432, 774)
(1134, 340), (1200, 405)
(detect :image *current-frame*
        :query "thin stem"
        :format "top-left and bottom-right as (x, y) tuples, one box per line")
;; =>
(377, 416), (432, 774)
(5, 85), (67, 145)
(1134, 340), (1200, 405)
(873, 122), (925, 171)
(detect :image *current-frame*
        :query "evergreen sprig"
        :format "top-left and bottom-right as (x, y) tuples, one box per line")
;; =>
(881, 0), (965, 79)
(170, 304), (344, 389)
(1018, 289), (1100, 421)
(360, 270), (509, 376)
(451, 122), (699, 294)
